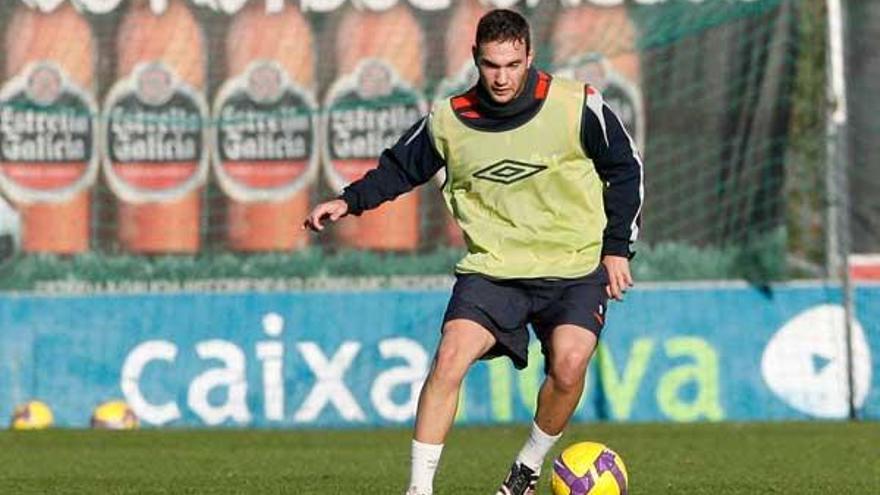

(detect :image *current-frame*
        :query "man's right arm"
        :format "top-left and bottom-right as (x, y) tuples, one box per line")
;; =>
(339, 116), (446, 215)
(304, 116), (445, 232)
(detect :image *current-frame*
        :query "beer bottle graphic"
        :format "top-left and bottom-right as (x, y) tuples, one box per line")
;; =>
(437, 0), (486, 98)
(433, 0), (488, 248)
(214, 4), (319, 252)
(102, 0), (209, 254)
(323, 4), (427, 251)
(552, 4), (645, 151)
(0, 3), (99, 254)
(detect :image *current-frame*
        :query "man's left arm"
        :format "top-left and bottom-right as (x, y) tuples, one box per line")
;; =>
(580, 87), (644, 300)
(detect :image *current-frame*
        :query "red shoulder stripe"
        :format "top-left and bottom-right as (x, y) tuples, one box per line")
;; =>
(534, 71), (552, 99)
(451, 90), (478, 110)
(451, 89), (481, 119)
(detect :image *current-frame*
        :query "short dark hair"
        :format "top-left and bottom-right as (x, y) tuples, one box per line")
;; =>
(475, 9), (531, 54)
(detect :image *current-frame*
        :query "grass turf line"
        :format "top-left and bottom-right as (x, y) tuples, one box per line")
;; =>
(0, 421), (877, 494)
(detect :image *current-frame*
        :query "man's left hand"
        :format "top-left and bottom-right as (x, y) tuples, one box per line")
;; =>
(602, 255), (633, 301)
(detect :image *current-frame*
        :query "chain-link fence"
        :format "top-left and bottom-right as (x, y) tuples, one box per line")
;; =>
(0, 0), (871, 291)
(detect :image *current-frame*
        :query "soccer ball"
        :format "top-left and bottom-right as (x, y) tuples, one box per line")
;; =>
(10, 400), (54, 430)
(91, 400), (139, 430)
(551, 442), (628, 495)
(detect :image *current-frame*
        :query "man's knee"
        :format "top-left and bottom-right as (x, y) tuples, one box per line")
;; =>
(549, 349), (591, 393)
(430, 319), (495, 387)
(546, 324), (597, 392)
(430, 353), (466, 392)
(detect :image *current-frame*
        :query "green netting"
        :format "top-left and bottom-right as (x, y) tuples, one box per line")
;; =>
(0, 0), (835, 291)
(846, 1), (880, 253)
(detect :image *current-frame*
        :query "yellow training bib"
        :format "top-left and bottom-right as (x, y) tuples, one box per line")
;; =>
(431, 77), (605, 279)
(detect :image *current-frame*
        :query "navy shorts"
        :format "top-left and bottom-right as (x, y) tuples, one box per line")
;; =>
(442, 265), (609, 370)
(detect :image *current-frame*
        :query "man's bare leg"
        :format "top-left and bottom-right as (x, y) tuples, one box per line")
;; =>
(406, 319), (496, 495)
(496, 324), (598, 495)
(534, 324), (598, 436)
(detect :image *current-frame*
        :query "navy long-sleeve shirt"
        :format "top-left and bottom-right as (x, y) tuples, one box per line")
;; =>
(340, 68), (643, 258)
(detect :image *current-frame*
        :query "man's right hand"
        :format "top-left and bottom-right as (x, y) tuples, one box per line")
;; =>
(302, 199), (349, 232)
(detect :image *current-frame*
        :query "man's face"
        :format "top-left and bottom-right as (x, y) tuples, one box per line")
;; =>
(474, 39), (533, 104)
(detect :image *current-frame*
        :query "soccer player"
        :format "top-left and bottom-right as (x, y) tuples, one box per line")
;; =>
(303, 9), (643, 495)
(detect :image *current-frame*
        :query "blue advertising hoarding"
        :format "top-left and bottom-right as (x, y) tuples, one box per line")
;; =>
(0, 282), (877, 427)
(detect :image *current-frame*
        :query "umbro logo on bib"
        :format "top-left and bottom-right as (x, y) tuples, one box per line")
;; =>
(473, 160), (547, 185)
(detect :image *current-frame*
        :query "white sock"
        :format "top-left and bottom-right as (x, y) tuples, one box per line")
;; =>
(515, 422), (562, 474)
(408, 439), (443, 494)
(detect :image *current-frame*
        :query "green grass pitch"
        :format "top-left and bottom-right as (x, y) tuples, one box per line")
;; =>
(1, 421), (877, 494)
